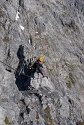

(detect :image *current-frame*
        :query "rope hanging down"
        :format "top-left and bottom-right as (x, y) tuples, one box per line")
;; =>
(0, 60), (46, 80)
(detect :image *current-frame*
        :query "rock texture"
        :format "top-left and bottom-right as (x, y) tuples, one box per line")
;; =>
(0, 0), (84, 125)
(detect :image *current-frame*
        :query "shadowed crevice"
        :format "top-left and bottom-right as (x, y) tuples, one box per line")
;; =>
(15, 45), (32, 91)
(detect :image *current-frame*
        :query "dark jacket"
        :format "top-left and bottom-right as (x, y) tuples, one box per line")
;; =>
(32, 60), (44, 76)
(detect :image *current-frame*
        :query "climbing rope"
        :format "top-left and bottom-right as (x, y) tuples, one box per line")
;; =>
(0, 60), (15, 71)
(0, 60), (47, 80)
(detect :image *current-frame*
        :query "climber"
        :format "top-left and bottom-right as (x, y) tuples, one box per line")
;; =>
(31, 57), (46, 78)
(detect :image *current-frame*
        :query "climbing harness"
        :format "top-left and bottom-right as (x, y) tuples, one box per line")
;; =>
(0, 60), (47, 80)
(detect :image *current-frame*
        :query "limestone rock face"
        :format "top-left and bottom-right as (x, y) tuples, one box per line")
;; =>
(0, 0), (84, 125)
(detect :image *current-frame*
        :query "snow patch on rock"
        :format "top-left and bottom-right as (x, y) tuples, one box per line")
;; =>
(15, 11), (20, 21)
(19, 25), (24, 30)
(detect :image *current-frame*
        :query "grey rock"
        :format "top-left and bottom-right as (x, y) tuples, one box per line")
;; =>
(0, 0), (84, 125)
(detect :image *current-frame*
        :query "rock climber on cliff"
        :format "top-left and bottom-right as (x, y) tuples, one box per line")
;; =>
(31, 57), (47, 78)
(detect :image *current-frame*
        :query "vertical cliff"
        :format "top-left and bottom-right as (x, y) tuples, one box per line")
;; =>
(0, 0), (84, 125)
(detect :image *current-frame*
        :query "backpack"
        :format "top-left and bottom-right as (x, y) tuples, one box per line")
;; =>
(27, 57), (37, 70)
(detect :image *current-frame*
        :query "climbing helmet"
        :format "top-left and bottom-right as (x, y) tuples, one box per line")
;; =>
(38, 57), (44, 62)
